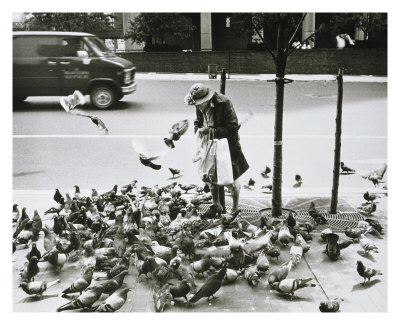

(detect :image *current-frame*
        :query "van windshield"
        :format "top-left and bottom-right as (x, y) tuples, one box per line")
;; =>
(85, 36), (116, 57)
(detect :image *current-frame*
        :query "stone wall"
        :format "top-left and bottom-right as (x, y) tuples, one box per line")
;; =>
(118, 48), (387, 75)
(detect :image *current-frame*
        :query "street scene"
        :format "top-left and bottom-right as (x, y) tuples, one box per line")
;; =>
(12, 12), (388, 315)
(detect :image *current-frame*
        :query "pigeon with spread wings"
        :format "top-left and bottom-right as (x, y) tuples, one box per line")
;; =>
(131, 139), (170, 170)
(164, 119), (189, 149)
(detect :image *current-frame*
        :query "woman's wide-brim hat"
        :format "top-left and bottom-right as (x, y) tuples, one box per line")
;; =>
(184, 83), (215, 105)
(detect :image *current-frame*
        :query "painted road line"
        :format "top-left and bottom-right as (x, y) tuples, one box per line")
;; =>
(13, 134), (387, 139)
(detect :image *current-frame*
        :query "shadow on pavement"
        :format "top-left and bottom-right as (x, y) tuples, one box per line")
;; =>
(13, 99), (144, 112)
(357, 250), (377, 262)
(351, 279), (381, 291)
(18, 293), (59, 303)
(270, 292), (314, 302)
(13, 170), (46, 178)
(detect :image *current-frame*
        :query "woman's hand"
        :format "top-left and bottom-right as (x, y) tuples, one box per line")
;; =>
(198, 127), (210, 136)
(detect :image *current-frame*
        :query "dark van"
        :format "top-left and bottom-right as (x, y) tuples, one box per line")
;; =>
(13, 31), (137, 109)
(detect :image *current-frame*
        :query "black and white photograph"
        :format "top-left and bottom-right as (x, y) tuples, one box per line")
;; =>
(8, 2), (395, 319)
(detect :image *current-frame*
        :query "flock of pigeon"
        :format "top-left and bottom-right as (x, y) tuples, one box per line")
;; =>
(12, 167), (386, 312)
(12, 92), (386, 312)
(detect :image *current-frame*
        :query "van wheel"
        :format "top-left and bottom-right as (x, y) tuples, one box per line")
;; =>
(90, 85), (115, 109)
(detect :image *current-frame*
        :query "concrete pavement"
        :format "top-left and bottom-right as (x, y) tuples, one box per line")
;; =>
(12, 188), (387, 313)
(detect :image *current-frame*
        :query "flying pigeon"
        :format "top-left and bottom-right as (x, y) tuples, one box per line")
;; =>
(261, 165), (271, 178)
(59, 90), (85, 112)
(131, 139), (170, 170)
(164, 119), (189, 149)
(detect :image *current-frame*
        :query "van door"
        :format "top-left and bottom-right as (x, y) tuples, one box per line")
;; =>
(13, 35), (61, 96)
(58, 36), (92, 94)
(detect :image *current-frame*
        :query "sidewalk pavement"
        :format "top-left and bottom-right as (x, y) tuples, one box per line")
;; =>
(135, 73), (387, 83)
(12, 189), (387, 312)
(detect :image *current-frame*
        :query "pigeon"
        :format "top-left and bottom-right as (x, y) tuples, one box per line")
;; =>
(47, 250), (70, 272)
(169, 279), (191, 301)
(243, 178), (255, 190)
(356, 260), (382, 283)
(74, 112), (109, 135)
(13, 207), (30, 239)
(44, 198), (65, 215)
(163, 119), (189, 149)
(153, 284), (173, 312)
(19, 279), (61, 296)
(324, 233), (341, 261)
(169, 168), (182, 178)
(293, 174), (303, 187)
(131, 139), (169, 170)
(267, 260), (293, 285)
(53, 214), (68, 236)
(319, 298), (344, 312)
(53, 189), (63, 204)
(88, 287), (131, 312)
(26, 243), (41, 261)
(42, 225), (57, 252)
(363, 191), (379, 204)
(31, 210), (42, 239)
(62, 266), (94, 296)
(261, 165), (271, 178)
(190, 255), (212, 276)
(364, 218), (384, 235)
(89, 270), (128, 295)
(261, 184), (273, 192)
(73, 185), (82, 199)
(286, 213), (297, 228)
(278, 224), (294, 245)
(340, 162), (355, 173)
(20, 256), (39, 282)
(57, 285), (105, 312)
(12, 204), (19, 223)
(270, 278), (316, 299)
(244, 265), (261, 286)
(59, 90), (85, 112)
(359, 234), (379, 255)
(308, 202), (328, 225)
(359, 163), (387, 187)
(178, 183), (196, 193)
(358, 202), (377, 215)
(189, 268), (227, 303)
(256, 249), (269, 272)
(265, 245), (280, 263)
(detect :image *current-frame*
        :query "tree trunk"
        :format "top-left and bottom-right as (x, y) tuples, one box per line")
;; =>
(271, 14), (289, 217)
(330, 67), (344, 214)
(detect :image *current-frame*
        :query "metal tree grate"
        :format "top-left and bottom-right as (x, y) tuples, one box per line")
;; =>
(199, 200), (364, 231)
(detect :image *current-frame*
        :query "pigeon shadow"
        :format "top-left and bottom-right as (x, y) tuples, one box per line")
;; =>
(273, 293), (314, 302)
(18, 293), (59, 303)
(351, 279), (381, 291)
(357, 250), (377, 262)
(13, 170), (46, 178)
(167, 175), (183, 180)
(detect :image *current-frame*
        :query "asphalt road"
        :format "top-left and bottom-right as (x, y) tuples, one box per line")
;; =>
(13, 79), (387, 192)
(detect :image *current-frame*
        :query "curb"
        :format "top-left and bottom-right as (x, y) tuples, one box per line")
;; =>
(135, 73), (387, 83)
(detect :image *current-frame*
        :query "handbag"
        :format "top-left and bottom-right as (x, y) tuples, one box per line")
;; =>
(215, 138), (234, 185)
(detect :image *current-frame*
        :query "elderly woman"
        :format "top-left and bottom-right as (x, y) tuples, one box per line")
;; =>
(184, 83), (249, 218)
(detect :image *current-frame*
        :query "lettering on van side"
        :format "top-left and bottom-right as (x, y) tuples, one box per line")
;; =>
(63, 70), (90, 79)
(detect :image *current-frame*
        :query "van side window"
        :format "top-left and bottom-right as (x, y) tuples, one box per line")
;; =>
(60, 37), (88, 57)
(13, 36), (59, 57)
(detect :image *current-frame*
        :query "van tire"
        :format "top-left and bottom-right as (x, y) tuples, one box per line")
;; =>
(90, 85), (116, 109)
